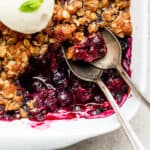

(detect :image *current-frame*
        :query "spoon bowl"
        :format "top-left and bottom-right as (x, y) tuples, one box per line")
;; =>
(63, 58), (102, 82)
(92, 28), (121, 69)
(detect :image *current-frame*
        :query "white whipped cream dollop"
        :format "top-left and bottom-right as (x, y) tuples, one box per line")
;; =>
(0, 0), (54, 34)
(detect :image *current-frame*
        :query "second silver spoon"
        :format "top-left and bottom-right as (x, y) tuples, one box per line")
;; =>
(92, 28), (149, 107)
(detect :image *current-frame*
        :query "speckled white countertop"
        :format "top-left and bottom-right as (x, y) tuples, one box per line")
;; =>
(61, 4), (150, 150)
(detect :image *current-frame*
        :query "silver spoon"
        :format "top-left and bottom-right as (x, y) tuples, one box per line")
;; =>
(62, 47), (145, 150)
(92, 28), (149, 106)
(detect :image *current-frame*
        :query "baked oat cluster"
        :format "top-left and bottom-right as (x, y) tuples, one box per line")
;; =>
(49, 0), (131, 42)
(0, 0), (132, 120)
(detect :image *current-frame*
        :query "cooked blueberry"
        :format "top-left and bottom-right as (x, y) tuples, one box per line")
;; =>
(57, 90), (73, 106)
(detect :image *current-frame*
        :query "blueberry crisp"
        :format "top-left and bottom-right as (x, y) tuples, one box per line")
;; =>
(0, 0), (132, 121)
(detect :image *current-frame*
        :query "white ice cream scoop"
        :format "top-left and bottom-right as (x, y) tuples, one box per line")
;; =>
(0, 0), (54, 34)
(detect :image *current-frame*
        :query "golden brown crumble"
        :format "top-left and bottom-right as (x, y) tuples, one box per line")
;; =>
(0, 23), (49, 112)
(0, 0), (132, 116)
(49, 0), (132, 42)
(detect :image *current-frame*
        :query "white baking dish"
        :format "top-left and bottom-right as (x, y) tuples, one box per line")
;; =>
(0, 0), (148, 149)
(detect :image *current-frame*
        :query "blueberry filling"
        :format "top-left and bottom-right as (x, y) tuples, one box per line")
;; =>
(66, 32), (107, 62)
(13, 36), (131, 121)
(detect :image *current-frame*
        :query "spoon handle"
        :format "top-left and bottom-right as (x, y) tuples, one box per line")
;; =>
(116, 64), (150, 106)
(96, 79), (145, 150)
